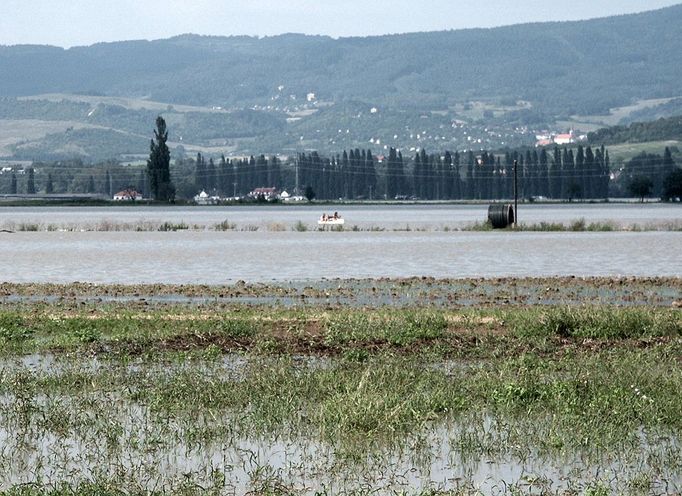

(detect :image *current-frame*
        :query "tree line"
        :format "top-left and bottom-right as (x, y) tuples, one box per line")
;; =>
(248, 145), (613, 201)
(1, 135), (679, 201)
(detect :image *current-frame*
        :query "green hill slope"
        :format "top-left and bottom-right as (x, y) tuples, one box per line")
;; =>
(2, 5), (682, 115)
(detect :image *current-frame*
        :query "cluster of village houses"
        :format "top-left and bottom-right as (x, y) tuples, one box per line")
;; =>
(110, 187), (303, 204)
(192, 188), (305, 205)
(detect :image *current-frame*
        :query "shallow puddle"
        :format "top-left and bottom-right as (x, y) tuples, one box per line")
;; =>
(0, 355), (679, 494)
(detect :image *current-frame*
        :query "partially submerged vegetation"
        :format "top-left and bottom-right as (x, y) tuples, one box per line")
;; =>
(0, 278), (680, 494)
(466, 218), (682, 232)
(2, 217), (682, 233)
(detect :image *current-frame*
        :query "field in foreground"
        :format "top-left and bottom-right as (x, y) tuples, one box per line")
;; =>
(0, 278), (680, 495)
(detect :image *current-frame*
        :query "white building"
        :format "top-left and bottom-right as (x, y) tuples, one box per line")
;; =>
(194, 190), (221, 205)
(113, 189), (143, 201)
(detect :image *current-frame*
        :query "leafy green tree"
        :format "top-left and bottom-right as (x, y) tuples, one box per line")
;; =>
(27, 168), (35, 194)
(385, 147), (400, 199)
(147, 116), (175, 201)
(629, 175), (653, 202)
(584, 146), (595, 199)
(551, 147), (562, 198)
(465, 151), (475, 200)
(365, 150), (377, 200)
(304, 185), (316, 202)
(45, 173), (54, 194)
(194, 153), (206, 191)
(662, 168), (682, 200)
(207, 158), (217, 192)
(538, 148), (549, 197)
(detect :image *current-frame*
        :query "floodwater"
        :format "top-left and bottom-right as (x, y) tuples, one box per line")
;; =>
(4, 421), (678, 494)
(0, 355), (682, 494)
(0, 203), (680, 230)
(0, 204), (680, 284)
(2, 355), (679, 494)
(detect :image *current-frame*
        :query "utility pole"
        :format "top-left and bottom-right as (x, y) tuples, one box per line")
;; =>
(513, 160), (518, 228)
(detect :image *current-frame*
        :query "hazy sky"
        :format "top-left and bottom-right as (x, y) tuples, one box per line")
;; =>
(1, 0), (680, 47)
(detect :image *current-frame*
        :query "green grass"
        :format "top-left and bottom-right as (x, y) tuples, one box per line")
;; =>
(0, 298), (680, 493)
(512, 306), (681, 340)
(605, 139), (682, 165)
(0, 305), (678, 357)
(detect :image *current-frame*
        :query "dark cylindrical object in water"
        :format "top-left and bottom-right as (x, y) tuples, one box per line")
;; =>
(488, 203), (515, 228)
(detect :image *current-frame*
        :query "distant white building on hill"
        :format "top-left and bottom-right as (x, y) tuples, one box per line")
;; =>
(554, 131), (576, 145)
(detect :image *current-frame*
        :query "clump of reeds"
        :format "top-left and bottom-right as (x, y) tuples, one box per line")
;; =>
(213, 219), (236, 231)
(292, 221), (308, 232)
(157, 221), (189, 232)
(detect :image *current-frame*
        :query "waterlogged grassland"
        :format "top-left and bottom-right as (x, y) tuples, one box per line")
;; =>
(0, 304), (680, 357)
(0, 284), (680, 495)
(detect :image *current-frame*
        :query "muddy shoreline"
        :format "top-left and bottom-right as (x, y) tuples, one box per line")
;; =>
(1, 276), (680, 308)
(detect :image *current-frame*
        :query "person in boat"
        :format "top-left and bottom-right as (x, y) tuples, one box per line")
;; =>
(333, 212), (339, 220)
(321, 213), (328, 221)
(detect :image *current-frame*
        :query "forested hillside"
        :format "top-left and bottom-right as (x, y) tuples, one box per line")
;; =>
(588, 115), (682, 145)
(1, 5), (681, 115)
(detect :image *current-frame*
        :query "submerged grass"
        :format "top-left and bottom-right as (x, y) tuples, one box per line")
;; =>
(0, 297), (680, 494)
(2, 347), (679, 448)
(3, 217), (681, 233)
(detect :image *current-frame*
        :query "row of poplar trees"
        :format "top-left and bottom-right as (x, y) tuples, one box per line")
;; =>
(195, 145), (611, 200)
(194, 153), (283, 197)
(320, 145), (611, 200)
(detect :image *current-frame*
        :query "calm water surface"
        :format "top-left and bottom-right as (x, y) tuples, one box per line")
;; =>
(1, 230), (680, 284)
(0, 204), (680, 283)
(0, 203), (680, 229)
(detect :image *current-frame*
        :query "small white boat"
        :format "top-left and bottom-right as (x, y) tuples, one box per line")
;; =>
(318, 218), (345, 226)
(318, 214), (344, 226)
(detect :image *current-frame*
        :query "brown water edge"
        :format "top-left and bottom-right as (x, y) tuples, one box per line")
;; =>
(1, 276), (680, 308)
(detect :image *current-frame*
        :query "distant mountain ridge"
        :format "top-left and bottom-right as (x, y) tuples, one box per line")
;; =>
(1, 5), (682, 161)
(1, 4), (682, 115)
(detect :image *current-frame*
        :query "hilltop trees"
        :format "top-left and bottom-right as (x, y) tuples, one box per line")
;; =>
(147, 116), (175, 201)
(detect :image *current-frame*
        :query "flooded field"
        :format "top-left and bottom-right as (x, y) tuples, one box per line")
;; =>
(0, 204), (680, 495)
(0, 204), (680, 284)
(0, 203), (680, 231)
(2, 354), (680, 495)
(0, 299), (680, 495)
